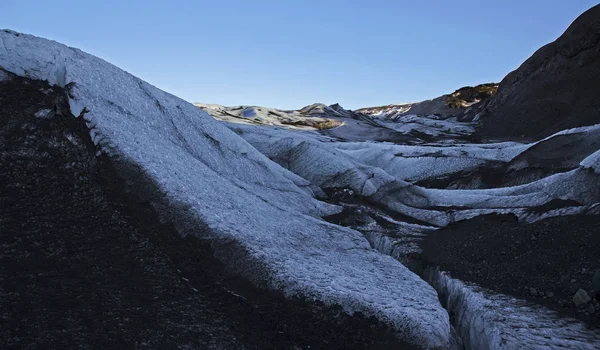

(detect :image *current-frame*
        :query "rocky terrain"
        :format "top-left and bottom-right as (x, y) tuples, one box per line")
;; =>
(2, 4), (600, 350)
(420, 214), (600, 325)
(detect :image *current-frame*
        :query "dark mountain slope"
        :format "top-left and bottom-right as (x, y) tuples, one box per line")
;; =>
(475, 4), (600, 140)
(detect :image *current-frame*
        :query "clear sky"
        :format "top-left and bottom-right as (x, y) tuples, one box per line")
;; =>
(2, 1), (597, 110)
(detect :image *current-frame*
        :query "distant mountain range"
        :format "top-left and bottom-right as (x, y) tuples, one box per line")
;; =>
(197, 2), (600, 143)
(193, 102), (346, 130)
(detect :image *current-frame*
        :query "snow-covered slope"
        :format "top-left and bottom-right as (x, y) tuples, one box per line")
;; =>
(357, 96), (456, 120)
(0, 30), (458, 348)
(373, 114), (477, 140)
(335, 141), (528, 183)
(198, 100), (476, 144)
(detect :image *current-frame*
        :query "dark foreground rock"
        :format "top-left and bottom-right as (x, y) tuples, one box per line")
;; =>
(420, 214), (600, 326)
(474, 4), (600, 140)
(0, 76), (413, 349)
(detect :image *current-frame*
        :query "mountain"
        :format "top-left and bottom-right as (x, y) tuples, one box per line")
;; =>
(199, 101), (483, 144)
(473, 4), (600, 140)
(359, 4), (599, 141)
(193, 102), (343, 130)
(356, 83), (498, 120)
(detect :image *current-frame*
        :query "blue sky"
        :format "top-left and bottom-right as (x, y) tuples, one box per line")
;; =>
(2, 1), (597, 110)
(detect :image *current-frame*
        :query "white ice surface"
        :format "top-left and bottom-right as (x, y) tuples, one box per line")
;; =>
(335, 123), (600, 184)
(334, 141), (529, 182)
(229, 123), (399, 197)
(230, 123), (600, 226)
(336, 141), (529, 163)
(0, 29), (456, 347)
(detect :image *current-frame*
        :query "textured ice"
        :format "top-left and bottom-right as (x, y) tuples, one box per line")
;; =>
(325, 122), (600, 186)
(336, 141), (529, 163)
(377, 114), (476, 137)
(229, 123), (399, 197)
(359, 224), (600, 349)
(230, 123), (600, 226)
(335, 141), (529, 182)
(336, 125), (600, 185)
(424, 269), (600, 350)
(581, 149), (600, 174)
(358, 103), (413, 118)
(0, 29), (456, 347)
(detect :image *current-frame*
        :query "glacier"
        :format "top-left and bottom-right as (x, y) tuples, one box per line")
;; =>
(225, 117), (600, 347)
(359, 212), (600, 349)
(228, 123), (600, 227)
(0, 30), (458, 348)
(4, 28), (600, 348)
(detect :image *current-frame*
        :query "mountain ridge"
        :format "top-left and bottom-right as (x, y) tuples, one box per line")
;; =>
(356, 83), (498, 120)
(472, 3), (600, 140)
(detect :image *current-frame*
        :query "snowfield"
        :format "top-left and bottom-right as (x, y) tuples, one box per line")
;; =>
(0, 30), (456, 348)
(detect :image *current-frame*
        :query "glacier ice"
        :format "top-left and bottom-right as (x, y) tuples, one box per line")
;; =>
(425, 269), (600, 350)
(0, 29), (456, 348)
(359, 221), (600, 349)
(229, 123), (600, 227)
